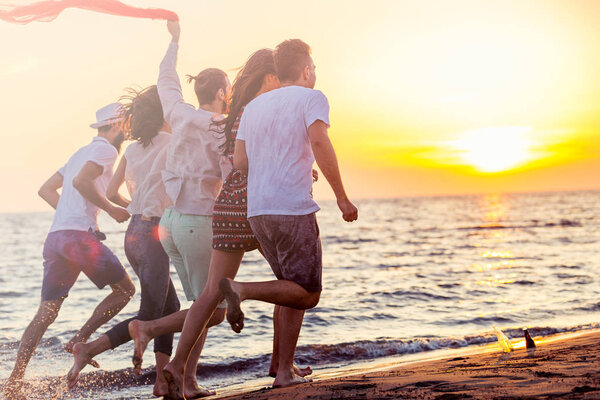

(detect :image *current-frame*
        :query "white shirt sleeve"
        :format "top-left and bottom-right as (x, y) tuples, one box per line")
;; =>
(58, 165), (66, 176)
(123, 142), (133, 162)
(89, 144), (118, 171)
(236, 111), (249, 141)
(305, 90), (330, 128)
(157, 42), (195, 126)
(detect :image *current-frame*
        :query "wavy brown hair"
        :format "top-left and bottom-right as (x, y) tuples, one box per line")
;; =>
(215, 49), (275, 155)
(120, 85), (164, 148)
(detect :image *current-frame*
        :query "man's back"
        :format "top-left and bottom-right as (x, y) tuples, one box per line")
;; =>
(238, 85), (330, 218)
(161, 108), (225, 215)
(50, 137), (117, 233)
(158, 42), (229, 216)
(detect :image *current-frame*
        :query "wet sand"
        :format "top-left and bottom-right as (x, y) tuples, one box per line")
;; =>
(214, 330), (600, 400)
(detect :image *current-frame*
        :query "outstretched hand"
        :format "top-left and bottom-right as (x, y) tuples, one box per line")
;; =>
(337, 197), (358, 222)
(167, 20), (180, 43)
(108, 206), (130, 223)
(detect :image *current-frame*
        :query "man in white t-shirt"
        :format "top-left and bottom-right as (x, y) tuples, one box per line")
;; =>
(220, 39), (358, 388)
(4, 104), (136, 400)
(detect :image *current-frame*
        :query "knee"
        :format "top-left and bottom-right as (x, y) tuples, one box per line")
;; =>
(300, 291), (321, 310)
(114, 278), (136, 300)
(209, 308), (225, 327)
(163, 296), (181, 315)
(171, 297), (181, 312)
(37, 302), (61, 326)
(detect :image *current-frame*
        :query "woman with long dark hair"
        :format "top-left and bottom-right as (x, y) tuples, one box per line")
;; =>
(67, 86), (180, 397)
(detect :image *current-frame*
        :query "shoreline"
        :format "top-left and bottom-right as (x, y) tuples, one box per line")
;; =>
(210, 329), (600, 399)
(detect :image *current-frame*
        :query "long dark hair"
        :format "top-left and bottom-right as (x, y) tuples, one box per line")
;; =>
(120, 85), (164, 148)
(217, 49), (275, 155)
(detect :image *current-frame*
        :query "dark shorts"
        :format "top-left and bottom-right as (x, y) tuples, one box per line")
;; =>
(249, 213), (322, 293)
(41, 230), (126, 301)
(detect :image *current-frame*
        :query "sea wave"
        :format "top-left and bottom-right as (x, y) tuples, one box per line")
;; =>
(3, 323), (599, 399)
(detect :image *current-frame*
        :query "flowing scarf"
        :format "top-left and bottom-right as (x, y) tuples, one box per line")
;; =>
(0, 0), (178, 24)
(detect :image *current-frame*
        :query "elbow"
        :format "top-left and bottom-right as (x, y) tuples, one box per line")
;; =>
(233, 160), (248, 171)
(72, 176), (83, 192)
(37, 187), (46, 199)
(106, 186), (119, 203)
(310, 138), (327, 150)
(107, 192), (120, 204)
(233, 154), (248, 171)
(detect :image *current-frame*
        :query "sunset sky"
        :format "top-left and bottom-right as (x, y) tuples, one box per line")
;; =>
(0, 0), (599, 212)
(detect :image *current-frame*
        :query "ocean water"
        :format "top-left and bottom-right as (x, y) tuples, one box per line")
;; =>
(1, 190), (599, 399)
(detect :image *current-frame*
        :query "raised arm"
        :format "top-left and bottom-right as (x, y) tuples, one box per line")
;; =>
(157, 20), (185, 123)
(73, 161), (130, 223)
(38, 171), (63, 209)
(308, 120), (358, 222)
(106, 156), (130, 208)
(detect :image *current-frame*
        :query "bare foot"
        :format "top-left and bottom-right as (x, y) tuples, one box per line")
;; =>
(219, 278), (244, 333)
(272, 370), (313, 388)
(162, 363), (184, 400)
(64, 340), (100, 369)
(153, 373), (169, 397)
(128, 319), (151, 374)
(64, 338), (77, 353)
(67, 342), (93, 389)
(3, 378), (26, 400)
(184, 378), (216, 399)
(269, 363), (312, 378)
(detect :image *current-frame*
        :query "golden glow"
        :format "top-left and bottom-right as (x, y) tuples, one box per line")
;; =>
(0, 1), (599, 211)
(449, 127), (535, 173)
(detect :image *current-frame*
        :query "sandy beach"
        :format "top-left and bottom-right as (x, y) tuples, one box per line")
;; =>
(214, 330), (600, 400)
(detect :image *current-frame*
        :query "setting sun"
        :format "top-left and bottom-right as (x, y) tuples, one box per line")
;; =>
(449, 126), (536, 173)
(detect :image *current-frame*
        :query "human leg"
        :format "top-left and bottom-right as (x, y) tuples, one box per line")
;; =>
(129, 309), (188, 373)
(65, 273), (135, 387)
(69, 217), (177, 387)
(151, 278), (181, 396)
(168, 251), (243, 370)
(221, 214), (322, 333)
(153, 351), (171, 397)
(220, 214), (322, 389)
(4, 299), (64, 399)
(8, 231), (84, 396)
(269, 305), (312, 378)
(163, 308), (225, 399)
(65, 274), (135, 349)
(125, 209), (191, 372)
(272, 307), (311, 388)
(160, 209), (200, 302)
(162, 248), (241, 398)
(64, 233), (135, 350)
(220, 278), (320, 333)
(67, 335), (111, 388)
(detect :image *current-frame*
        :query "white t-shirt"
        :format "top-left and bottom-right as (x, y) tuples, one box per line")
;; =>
(50, 136), (117, 232)
(124, 131), (171, 216)
(237, 85), (330, 217)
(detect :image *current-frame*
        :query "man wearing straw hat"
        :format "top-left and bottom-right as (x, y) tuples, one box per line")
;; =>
(4, 103), (136, 400)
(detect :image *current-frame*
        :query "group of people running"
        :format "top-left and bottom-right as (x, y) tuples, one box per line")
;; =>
(4, 20), (358, 400)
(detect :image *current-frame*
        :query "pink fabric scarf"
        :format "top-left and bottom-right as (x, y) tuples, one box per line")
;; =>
(0, 0), (178, 24)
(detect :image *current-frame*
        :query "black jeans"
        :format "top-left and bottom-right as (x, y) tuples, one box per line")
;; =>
(105, 215), (180, 355)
